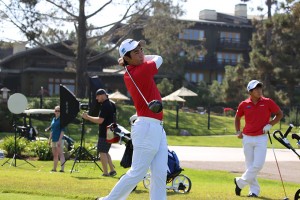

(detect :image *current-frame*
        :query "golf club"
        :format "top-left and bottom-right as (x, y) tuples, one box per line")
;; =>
(295, 189), (300, 200)
(273, 124), (300, 159)
(124, 66), (163, 114)
(268, 131), (289, 200)
(283, 124), (294, 138)
(291, 133), (300, 148)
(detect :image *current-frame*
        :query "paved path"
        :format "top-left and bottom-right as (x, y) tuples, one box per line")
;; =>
(110, 144), (300, 184)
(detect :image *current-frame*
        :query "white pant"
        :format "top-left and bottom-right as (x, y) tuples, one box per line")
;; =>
(103, 117), (168, 200)
(236, 134), (268, 195)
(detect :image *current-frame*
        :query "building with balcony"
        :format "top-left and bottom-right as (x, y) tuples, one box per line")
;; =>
(180, 4), (253, 84)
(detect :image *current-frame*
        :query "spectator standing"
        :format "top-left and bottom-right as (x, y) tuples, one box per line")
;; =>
(47, 105), (65, 172)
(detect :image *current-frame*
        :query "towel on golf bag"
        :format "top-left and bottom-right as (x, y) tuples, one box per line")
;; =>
(167, 149), (182, 177)
(120, 140), (133, 168)
(106, 123), (120, 143)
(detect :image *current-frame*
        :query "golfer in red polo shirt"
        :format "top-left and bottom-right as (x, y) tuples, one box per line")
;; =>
(95, 39), (168, 200)
(234, 80), (283, 198)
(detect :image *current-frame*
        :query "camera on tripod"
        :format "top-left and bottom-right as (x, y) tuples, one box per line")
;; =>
(59, 84), (103, 173)
(80, 103), (89, 111)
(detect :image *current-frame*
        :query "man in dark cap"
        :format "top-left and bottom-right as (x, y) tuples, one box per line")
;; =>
(82, 88), (117, 177)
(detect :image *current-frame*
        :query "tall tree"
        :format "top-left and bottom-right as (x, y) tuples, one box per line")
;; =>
(241, 0), (278, 93)
(141, 1), (202, 78)
(267, 1), (300, 106)
(0, 0), (188, 98)
(245, 0), (300, 106)
(157, 77), (173, 96)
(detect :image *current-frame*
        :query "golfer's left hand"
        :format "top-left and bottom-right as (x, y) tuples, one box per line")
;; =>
(263, 124), (272, 134)
(118, 58), (125, 66)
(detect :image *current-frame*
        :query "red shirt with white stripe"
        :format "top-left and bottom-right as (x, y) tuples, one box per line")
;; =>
(236, 96), (280, 136)
(124, 59), (163, 120)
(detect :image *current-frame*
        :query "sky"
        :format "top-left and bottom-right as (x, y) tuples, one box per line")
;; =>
(0, 0), (270, 42)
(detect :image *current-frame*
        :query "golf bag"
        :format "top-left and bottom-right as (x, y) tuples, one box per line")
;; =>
(167, 149), (182, 182)
(120, 140), (133, 168)
(62, 135), (74, 151)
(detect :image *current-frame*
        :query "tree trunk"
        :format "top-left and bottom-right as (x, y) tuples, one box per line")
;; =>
(76, 0), (88, 98)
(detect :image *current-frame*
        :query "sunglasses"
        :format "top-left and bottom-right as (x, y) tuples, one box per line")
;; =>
(54, 110), (60, 112)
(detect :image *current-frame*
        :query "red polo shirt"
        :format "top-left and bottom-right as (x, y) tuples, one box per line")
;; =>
(236, 96), (280, 136)
(124, 60), (163, 120)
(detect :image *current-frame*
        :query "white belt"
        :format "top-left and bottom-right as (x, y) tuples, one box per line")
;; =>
(137, 117), (163, 125)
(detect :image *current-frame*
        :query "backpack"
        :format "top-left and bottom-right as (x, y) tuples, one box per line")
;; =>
(167, 149), (182, 177)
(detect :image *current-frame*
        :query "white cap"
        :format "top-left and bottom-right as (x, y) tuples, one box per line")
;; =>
(119, 39), (145, 57)
(247, 80), (263, 92)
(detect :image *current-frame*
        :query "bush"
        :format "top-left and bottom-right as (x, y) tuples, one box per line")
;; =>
(285, 107), (300, 126)
(68, 142), (97, 160)
(27, 97), (59, 109)
(1, 136), (29, 157)
(29, 140), (52, 160)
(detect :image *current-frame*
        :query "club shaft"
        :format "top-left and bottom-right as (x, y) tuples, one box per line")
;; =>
(283, 124), (293, 138)
(268, 132), (288, 198)
(125, 66), (149, 105)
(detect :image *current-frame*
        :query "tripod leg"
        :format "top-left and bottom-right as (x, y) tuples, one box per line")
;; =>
(11, 154), (16, 167)
(10, 154), (35, 168)
(23, 159), (35, 167)
(1, 157), (12, 166)
(70, 146), (82, 173)
(81, 147), (103, 172)
(61, 146), (78, 167)
(68, 119), (103, 173)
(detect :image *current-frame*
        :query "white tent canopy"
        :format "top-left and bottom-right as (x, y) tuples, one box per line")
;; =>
(169, 86), (197, 97)
(162, 94), (186, 102)
(108, 91), (130, 101)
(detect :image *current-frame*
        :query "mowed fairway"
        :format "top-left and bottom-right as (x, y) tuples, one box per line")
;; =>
(0, 160), (299, 200)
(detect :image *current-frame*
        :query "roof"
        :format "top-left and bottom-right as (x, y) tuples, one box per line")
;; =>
(0, 48), (13, 60)
(180, 11), (253, 29)
(0, 40), (117, 67)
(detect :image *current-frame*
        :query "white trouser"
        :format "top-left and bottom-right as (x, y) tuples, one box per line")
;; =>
(236, 134), (268, 195)
(103, 117), (168, 200)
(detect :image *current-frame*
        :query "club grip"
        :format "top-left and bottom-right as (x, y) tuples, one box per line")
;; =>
(283, 124), (294, 138)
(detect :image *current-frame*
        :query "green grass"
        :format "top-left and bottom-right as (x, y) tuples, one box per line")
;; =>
(1, 105), (299, 199)
(166, 135), (295, 149)
(1, 105), (294, 148)
(0, 160), (299, 200)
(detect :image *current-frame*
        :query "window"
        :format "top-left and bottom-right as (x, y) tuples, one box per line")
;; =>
(217, 53), (223, 64)
(217, 52), (242, 65)
(217, 74), (223, 83)
(48, 78), (75, 96)
(224, 53), (230, 63)
(185, 73), (190, 81)
(185, 72), (204, 83)
(191, 73), (197, 82)
(179, 29), (205, 41)
(219, 32), (240, 43)
(198, 73), (204, 81)
(198, 54), (205, 62)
